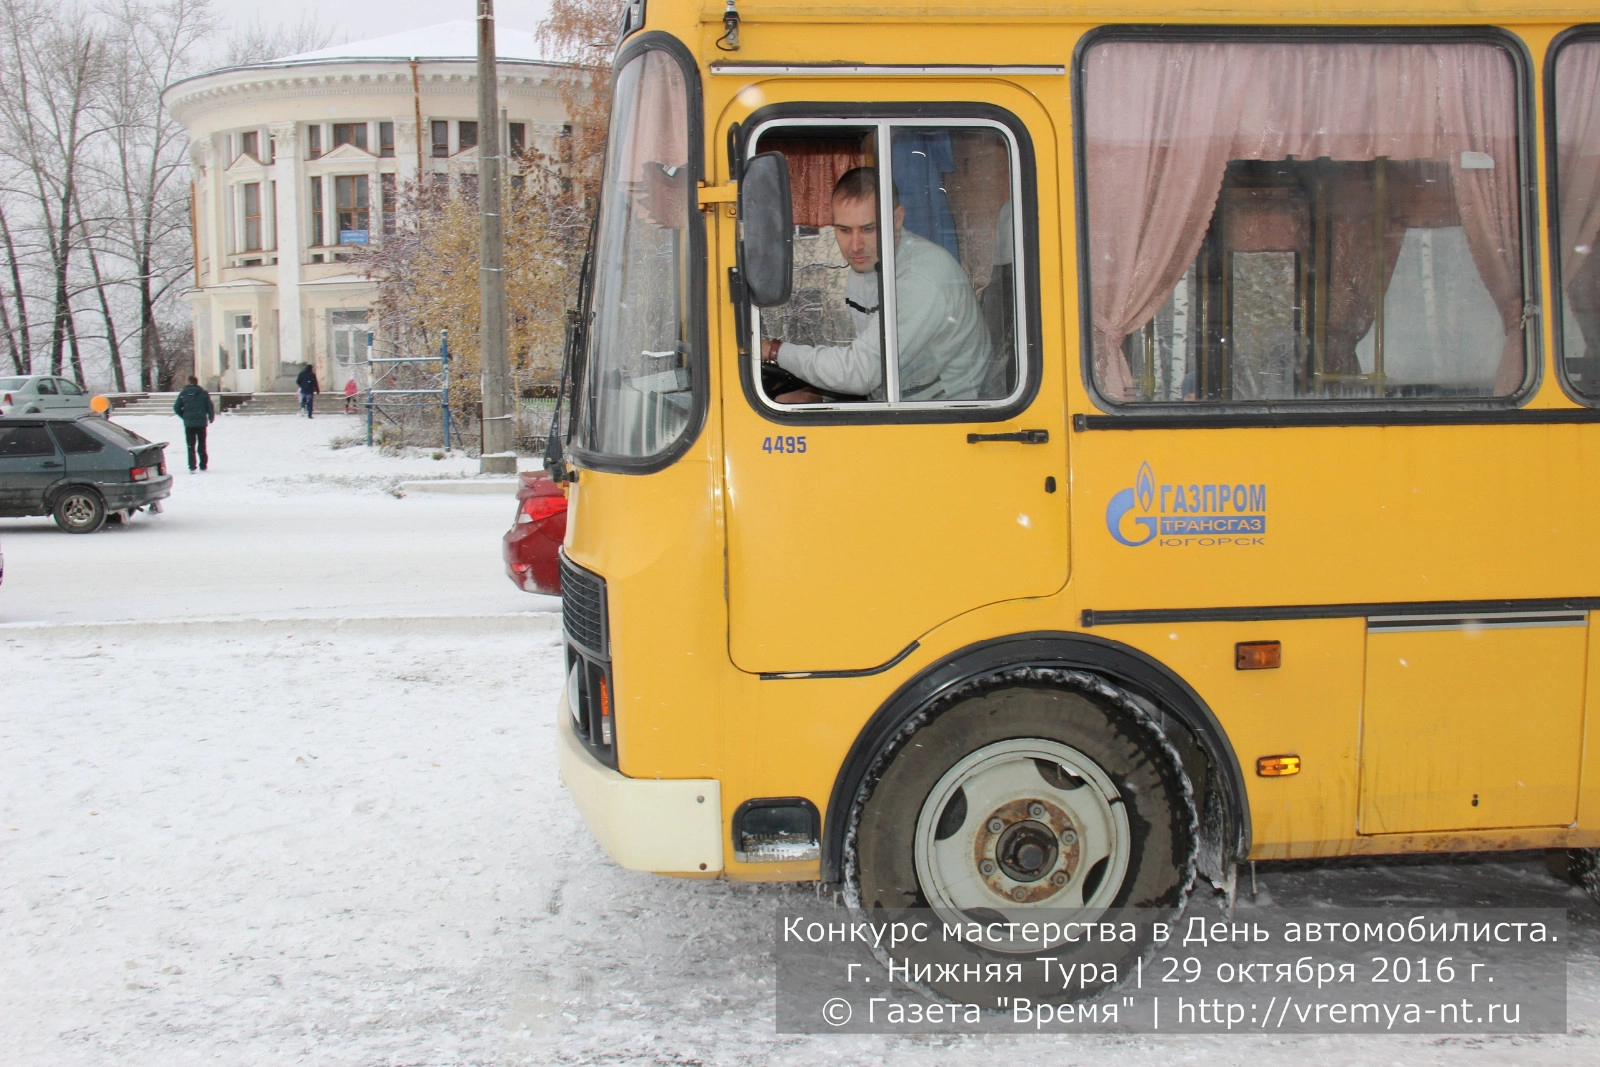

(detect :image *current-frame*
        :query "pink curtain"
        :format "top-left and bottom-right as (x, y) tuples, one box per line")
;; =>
(1084, 41), (1524, 399)
(612, 50), (690, 229)
(1555, 43), (1600, 362)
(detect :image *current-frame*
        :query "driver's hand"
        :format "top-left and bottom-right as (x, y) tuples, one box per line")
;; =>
(761, 339), (781, 363)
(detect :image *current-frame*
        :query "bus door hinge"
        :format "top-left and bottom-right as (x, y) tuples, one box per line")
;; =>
(698, 182), (738, 211)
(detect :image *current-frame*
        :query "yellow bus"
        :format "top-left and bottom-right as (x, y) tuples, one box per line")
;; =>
(548, 0), (1600, 926)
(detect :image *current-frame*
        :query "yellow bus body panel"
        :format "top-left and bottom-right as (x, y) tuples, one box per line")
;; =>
(558, 1), (1600, 879)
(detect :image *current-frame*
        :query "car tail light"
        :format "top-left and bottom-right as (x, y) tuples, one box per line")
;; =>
(130, 467), (150, 482)
(2, 393), (10, 403)
(517, 496), (566, 523)
(158, 462), (167, 476)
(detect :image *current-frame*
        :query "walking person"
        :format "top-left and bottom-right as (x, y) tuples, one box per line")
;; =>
(173, 375), (215, 472)
(296, 364), (320, 418)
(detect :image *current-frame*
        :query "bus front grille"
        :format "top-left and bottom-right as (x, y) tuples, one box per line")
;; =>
(559, 551), (607, 657)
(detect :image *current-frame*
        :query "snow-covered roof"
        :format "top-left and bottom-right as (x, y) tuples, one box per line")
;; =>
(278, 20), (551, 64)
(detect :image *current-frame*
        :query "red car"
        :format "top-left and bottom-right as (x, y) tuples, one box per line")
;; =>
(503, 470), (567, 594)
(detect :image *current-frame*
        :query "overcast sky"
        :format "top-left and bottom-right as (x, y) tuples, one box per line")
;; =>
(207, 0), (559, 52)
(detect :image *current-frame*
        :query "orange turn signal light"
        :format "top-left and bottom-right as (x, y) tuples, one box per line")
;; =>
(1235, 640), (1282, 670)
(1256, 754), (1301, 777)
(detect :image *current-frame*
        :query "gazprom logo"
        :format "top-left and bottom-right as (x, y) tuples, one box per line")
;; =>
(1106, 461), (1158, 547)
(1106, 463), (1269, 548)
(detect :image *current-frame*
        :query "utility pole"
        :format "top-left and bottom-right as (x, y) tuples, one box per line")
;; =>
(477, 0), (515, 473)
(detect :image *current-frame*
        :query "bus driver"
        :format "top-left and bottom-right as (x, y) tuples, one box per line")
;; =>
(760, 167), (992, 403)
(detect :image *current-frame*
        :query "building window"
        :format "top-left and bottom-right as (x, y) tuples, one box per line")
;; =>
(509, 122), (526, 155)
(310, 176), (324, 245)
(431, 120), (449, 157)
(431, 171), (449, 202)
(379, 121), (395, 157)
(240, 131), (258, 159)
(242, 182), (262, 251)
(333, 122), (368, 151)
(381, 173), (397, 235)
(308, 124), (322, 159)
(459, 120), (478, 150)
(335, 175), (370, 243)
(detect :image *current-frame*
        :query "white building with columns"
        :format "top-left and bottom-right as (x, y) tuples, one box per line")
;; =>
(163, 22), (569, 394)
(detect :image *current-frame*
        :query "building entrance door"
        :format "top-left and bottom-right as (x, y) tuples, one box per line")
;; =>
(329, 310), (368, 392)
(232, 315), (256, 392)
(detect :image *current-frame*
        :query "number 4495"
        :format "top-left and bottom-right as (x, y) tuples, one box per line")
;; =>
(762, 436), (807, 454)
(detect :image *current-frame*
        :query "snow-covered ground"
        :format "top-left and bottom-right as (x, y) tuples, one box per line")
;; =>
(2, 413), (1598, 1065)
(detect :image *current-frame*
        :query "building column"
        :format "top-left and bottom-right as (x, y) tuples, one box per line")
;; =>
(271, 122), (304, 386)
(395, 118), (420, 188)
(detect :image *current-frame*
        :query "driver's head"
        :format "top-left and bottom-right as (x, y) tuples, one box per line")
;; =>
(831, 167), (904, 273)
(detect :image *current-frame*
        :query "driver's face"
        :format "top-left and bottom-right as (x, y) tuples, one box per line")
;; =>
(831, 193), (880, 273)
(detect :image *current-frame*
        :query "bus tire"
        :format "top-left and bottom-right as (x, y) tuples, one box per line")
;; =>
(848, 669), (1198, 921)
(1555, 848), (1600, 905)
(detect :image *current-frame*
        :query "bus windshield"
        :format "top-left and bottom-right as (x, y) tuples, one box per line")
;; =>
(574, 47), (697, 461)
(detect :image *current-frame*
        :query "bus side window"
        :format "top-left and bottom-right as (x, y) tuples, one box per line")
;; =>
(1552, 36), (1600, 401)
(889, 125), (1018, 403)
(751, 120), (1024, 409)
(1083, 39), (1529, 405)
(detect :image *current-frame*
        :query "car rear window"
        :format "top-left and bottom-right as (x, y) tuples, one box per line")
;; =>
(0, 377), (28, 390)
(50, 421), (104, 453)
(0, 424), (55, 456)
(89, 419), (150, 447)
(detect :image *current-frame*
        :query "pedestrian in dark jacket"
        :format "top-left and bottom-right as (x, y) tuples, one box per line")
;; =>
(172, 375), (215, 471)
(296, 365), (320, 418)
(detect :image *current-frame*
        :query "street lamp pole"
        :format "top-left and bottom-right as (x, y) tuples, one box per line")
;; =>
(477, 0), (514, 473)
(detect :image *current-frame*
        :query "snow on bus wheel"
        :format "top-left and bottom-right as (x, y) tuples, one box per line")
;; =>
(844, 669), (1198, 1001)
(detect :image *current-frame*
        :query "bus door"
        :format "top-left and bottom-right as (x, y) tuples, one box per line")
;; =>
(720, 108), (1067, 674)
(1071, 34), (1591, 837)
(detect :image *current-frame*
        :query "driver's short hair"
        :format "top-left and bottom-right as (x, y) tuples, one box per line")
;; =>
(833, 167), (900, 208)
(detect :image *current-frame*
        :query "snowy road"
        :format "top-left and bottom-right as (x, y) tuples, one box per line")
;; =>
(2, 414), (1598, 1065)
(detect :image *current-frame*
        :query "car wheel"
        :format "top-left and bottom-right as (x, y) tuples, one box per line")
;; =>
(52, 488), (107, 533)
(848, 671), (1197, 994)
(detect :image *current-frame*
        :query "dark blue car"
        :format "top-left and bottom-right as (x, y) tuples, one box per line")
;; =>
(0, 413), (172, 533)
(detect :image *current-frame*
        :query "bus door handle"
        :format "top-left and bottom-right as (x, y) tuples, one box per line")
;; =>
(967, 429), (1049, 444)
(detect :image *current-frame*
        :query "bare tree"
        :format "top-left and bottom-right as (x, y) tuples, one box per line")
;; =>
(94, 0), (216, 389)
(222, 13), (337, 67)
(536, 0), (620, 247)
(0, 199), (30, 373)
(0, 0), (109, 383)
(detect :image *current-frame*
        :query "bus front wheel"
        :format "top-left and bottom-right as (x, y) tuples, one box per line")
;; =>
(849, 672), (1198, 922)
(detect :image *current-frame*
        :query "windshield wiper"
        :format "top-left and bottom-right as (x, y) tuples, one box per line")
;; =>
(544, 212), (599, 481)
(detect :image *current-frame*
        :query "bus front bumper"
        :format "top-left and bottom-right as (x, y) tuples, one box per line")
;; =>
(556, 696), (724, 874)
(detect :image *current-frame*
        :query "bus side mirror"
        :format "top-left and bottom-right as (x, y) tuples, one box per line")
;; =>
(737, 152), (793, 307)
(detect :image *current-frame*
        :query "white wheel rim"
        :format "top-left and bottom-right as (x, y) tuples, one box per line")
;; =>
(63, 497), (95, 525)
(913, 738), (1131, 937)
